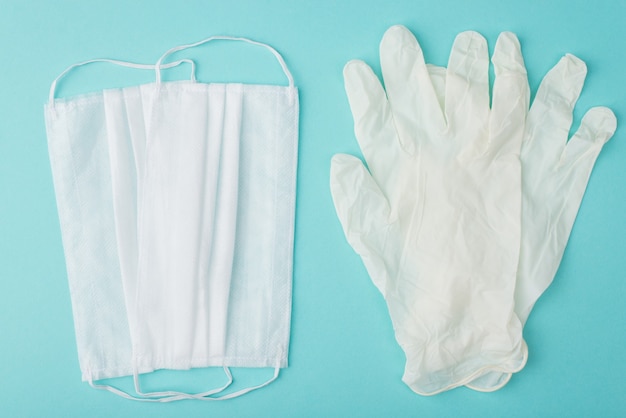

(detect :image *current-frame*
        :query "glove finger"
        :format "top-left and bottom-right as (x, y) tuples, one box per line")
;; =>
(330, 153), (390, 292)
(380, 25), (445, 152)
(558, 106), (616, 198)
(445, 31), (490, 131)
(562, 106), (616, 165)
(330, 153), (390, 239)
(344, 60), (404, 174)
(514, 107), (615, 328)
(526, 54), (587, 162)
(489, 32), (529, 155)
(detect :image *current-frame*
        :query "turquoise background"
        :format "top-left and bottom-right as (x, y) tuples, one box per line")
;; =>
(1, 0), (625, 416)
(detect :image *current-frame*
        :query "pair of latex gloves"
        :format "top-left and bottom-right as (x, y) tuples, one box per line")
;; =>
(330, 25), (616, 395)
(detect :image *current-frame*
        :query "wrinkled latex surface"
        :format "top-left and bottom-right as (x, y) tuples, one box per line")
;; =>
(465, 54), (617, 391)
(331, 26), (529, 395)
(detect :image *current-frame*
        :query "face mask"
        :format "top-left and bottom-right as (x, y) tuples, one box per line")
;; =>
(45, 37), (299, 401)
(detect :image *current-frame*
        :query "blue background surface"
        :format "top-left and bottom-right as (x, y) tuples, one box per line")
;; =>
(1, 0), (625, 416)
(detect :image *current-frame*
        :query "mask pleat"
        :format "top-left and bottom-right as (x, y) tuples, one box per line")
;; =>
(45, 38), (298, 398)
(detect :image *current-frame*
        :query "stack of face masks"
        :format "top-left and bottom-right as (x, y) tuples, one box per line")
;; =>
(45, 36), (299, 401)
(331, 25), (615, 395)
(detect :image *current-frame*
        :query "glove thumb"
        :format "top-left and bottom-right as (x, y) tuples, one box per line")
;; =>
(330, 153), (391, 293)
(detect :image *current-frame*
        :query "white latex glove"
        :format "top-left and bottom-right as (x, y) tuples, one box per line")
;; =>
(330, 26), (529, 395)
(465, 52), (617, 391)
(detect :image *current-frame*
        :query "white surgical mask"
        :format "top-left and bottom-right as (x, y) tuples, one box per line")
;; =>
(45, 36), (299, 401)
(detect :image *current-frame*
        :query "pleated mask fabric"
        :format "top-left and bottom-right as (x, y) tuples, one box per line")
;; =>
(45, 37), (299, 400)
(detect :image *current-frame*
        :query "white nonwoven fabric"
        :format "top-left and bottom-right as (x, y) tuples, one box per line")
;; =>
(45, 60), (195, 382)
(45, 37), (299, 400)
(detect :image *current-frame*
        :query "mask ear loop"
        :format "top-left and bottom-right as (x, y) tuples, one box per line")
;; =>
(153, 35), (294, 88)
(48, 58), (197, 106)
(131, 367), (281, 401)
(204, 367), (280, 400)
(87, 368), (231, 402)
(130, 365), (234, 400)
(88, 367), (279, 402)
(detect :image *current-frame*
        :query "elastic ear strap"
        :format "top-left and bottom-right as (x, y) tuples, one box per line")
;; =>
(131, 366), (233, 400)
(48, 58), (196, 104)
(206, 367), (280, 400)
(88, 367), (280, 402)
(155, 35), (294, 87)
(87, 366), (234, 402)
